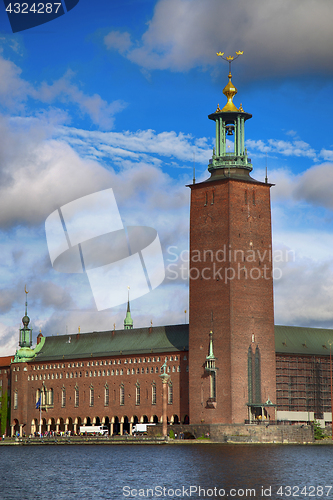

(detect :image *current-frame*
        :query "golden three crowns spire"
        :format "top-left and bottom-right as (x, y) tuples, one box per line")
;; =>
(216, 51), (244, 112)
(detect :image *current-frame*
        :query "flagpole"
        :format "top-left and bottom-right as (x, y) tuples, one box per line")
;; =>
(39, 388), (42, 436)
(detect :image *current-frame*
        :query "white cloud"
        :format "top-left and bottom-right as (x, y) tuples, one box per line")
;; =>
(58, 126), (212, 166)
(320, 149), (333, 162)
(274, 252), (333, 327)
(293, 163), (333, 210)
(104, 31), (132, 54)
(247, 138), (317, 159)
(104, 0), (333, 77)
(0, 56), (126, 129)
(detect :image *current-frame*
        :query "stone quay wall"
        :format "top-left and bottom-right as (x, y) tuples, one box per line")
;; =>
(148, 423), (314, 443)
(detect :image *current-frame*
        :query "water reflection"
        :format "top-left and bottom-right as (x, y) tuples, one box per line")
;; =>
(0, 444), (333, 500)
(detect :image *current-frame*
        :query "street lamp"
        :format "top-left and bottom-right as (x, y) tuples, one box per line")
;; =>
(159, 358), (170, 437)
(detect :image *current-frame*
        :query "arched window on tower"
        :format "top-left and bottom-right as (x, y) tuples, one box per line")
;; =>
(14, 390), (18, 410)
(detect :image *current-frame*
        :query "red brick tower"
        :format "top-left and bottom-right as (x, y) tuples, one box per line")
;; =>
(188, 53), (276, 424)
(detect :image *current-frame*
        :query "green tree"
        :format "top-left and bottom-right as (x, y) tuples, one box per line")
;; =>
(0, 390), (9, 436)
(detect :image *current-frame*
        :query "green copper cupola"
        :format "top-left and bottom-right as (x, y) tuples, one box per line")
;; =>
(19, 285), (32, 348)
(14, 286), (35, 362)
(124, 289), (133, 330)
(208, 51), (253, 179)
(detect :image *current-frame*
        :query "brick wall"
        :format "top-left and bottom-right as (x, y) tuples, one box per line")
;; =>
(189, 177), (276, 425)
(12, 351), (189, 435)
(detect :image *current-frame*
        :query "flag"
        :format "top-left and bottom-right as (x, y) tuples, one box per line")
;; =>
(36, 397), (41, 410)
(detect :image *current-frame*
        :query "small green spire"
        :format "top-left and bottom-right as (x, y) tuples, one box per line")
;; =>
(206, 331), (215, 360)
(124, 289), (133, 330)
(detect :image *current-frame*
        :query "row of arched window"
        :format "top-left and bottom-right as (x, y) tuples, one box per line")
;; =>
(33, 381), (173, 409)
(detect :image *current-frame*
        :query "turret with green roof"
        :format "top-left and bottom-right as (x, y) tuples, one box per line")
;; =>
(124, 290), (133, 330)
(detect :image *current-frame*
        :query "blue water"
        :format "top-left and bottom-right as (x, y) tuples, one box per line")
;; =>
(1, 444), (333, 500)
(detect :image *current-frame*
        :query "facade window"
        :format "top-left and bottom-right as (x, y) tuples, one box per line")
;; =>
(104, 384), (109, 406)
(127, 369), (130, 375)
(62, 387), (66, 408)
(14, 390), (18, 410)
(120, 384), (125, 405)
(41, 387), (47, 406)
(210, 372), (216, 400)
(48, 388), (54, 406)
(90, 386), (94, 407)
(132, 368), (135, 375)
(107, 370), (110, 376)
(152, 383), (156, 405)
(136, 383), (140, 405)
(75, 386), (79, 407)
(168, 382), (173, 404)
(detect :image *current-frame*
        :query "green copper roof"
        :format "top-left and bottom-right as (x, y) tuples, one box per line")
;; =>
(275, 325), (333, 356)
(124, 298), (133, 330)
(30, 324), (333, 363)
(34, 324), (189, 362)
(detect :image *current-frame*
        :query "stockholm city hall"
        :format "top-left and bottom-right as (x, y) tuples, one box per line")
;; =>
(1, 53), (333, 438)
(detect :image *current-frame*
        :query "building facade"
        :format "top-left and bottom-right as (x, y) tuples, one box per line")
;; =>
(2, 60), (333, 436)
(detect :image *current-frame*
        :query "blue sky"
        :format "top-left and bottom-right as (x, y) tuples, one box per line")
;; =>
(1, 0), (333, 356)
